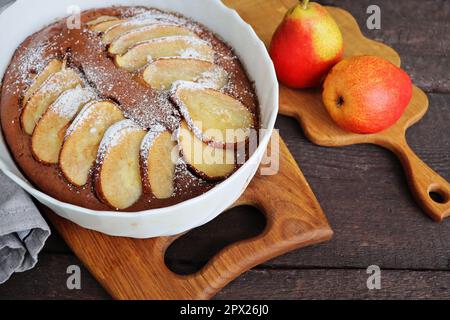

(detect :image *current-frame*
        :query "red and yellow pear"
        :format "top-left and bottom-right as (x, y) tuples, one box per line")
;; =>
(269, 0), (344, 88)
(322, 55), (413, 134)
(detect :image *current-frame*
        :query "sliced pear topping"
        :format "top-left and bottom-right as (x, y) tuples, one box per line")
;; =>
(86, 15), (119, 26)
(95, 120), (146, 210)
(59, 101), (124, 187)
(89, 18), (127, 33)
(141, 125), (177, 199)
(109, 24), (198, 55)
(31, 86), (97, 164)
(142, 58), (228, 90)
(172, 83), (255, 147)
(115, 36), (214, 72)
(178, 121), (236, 181)
(21, 68), (83, 135)
(22, 59), (63, 108)
(102, 19), (159, 44)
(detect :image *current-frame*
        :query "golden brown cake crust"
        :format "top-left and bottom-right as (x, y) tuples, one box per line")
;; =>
(0, 6), (259, 211)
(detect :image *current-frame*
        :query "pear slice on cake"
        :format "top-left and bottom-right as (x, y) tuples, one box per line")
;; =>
(142, 58), (228, 90)
(31, 86), (97, 164)
(115, 36), (214, 72)
(172, 82), (255, 148)
(86, 16), (120, 27)
(59, 101), (124, 187)
(140, 125), (177, 199)
(109, 24), (198, 55)
(22, 59), (63, 108)
(178, 121), (236, 181)
(89, 18), (127, 33)
(21, 67), (83, 135)
(94, 120), (146, 210)
(102, 19), (160, 44)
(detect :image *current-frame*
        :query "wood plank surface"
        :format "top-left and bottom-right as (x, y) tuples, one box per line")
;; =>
(0, 0), (449, 299)
(1, 254), (450, 300)
(216, 269), (450, 300)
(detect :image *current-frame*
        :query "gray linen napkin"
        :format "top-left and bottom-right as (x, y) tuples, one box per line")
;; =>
(0, 170), (51, 284)
(0, 0), (13, 14)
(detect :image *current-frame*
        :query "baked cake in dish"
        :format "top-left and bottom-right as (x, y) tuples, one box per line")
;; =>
(0, 7), (259, 211)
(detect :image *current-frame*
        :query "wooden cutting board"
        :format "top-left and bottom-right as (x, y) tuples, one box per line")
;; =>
(224, 0), (449, 221)
(45, 132), (333, 299)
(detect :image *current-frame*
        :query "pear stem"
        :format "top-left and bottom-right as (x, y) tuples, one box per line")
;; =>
(300, 0), (310, 9)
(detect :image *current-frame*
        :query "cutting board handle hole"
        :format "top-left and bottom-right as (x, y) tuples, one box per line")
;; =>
(164, 206), (266, 275)
(428, 185), (449, 204)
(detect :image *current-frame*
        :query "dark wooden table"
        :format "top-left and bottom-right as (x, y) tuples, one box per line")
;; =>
(0, 0), (449, 300)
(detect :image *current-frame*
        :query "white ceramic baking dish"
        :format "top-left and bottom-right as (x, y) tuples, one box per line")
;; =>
(0, 0), (278, 238)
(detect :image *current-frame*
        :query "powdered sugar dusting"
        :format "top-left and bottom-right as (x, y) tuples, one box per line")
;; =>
(113, 23), (189, 41)
(81, 54), (179, 130)
(121, 7), (203, 34)
(4, 29), (72, 97)
(49, 86), (97, 118)
(171, 79), (216, 93)
(104, 17), (166, 33)
(14, 44), (50, 85)
(131, 10), (184, 24)
(96, 119), (143, 162)
(135, 36), (213, 62)
(170, 81), (211, 140)
(170, 81), (254, 144)
(64, 100), (121, 138)
(179, 48), (201, 59)
(140, 123), (167, 164)
(173, 158), (208, 195)
(98, 9), (204, 43)
(145, 57), (229, 90)
(64, 101), (97, 138)
(122, 90), (180, 131)
(154, 35), (210, 47)
(196, 66), (229, 89)
(31, 68), (81, 102)
(5, 46), (50, 96)
(82, 64), (118, 93)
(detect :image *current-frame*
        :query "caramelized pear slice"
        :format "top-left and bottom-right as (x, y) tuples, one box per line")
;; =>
(59, 101), (124, 186)
(178, 121), (235, 181)
(89, 18), (127, 33)
(22, 59), (63, 107)
(115, 36), (214, 72)
(95, 120), (146, 210)
(172, 83), (255, 147)
(21, 68), (83, 135)
(109, 24), (198, 55)
(31, 86), (97, 164)
(142, 58), (228, 90)
(86, 16), (119, 26)
(141, 125), (177, 199)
